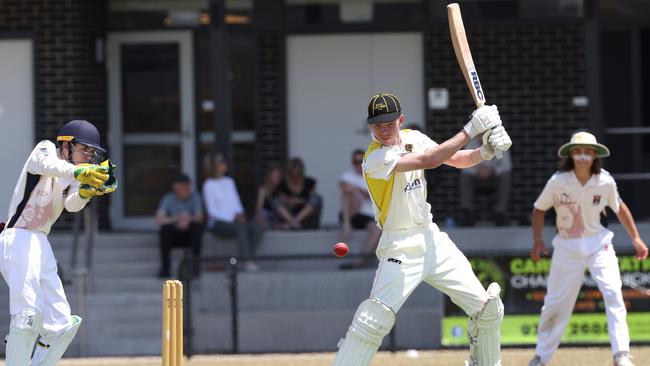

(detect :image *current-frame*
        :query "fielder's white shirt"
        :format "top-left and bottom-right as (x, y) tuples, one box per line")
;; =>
(363, 129), (437, 231)
(6, 140), (88, 235)
(339, 169), (374, 217)
(202, 176), (245, 225)
(534, 169), (621, 239)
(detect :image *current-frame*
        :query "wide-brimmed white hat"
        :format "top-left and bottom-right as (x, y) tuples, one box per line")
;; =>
(557, 131), (610, 158)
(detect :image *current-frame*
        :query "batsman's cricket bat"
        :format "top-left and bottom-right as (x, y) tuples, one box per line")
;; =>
(448, 3), (484, 107)
(447, 3), (501, 157)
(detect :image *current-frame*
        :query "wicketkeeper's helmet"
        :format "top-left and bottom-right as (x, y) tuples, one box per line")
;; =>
(57, 120), (106, 163)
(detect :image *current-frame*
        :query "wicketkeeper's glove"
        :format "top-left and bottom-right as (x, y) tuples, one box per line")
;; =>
(74, 164), (109, 188)
(78, 160), (118, 199)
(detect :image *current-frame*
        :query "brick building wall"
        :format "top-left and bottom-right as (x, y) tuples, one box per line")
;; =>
(0, 0), (109, 229)
(254, 32), (287, 174)
(424, 24), (588, 224)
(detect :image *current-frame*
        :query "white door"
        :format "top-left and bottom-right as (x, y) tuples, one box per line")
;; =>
(287, 33), (424, 226)
(107, 31), (195, 230)
(0, 39), (34, 221)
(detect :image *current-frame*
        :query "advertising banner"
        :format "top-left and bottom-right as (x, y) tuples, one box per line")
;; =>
(442, 256), (650, 345)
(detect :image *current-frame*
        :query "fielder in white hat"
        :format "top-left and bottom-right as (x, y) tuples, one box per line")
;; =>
(527, 130), (647, 366)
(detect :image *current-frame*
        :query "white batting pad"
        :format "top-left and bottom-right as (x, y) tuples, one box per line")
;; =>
(30, 315), (82, 366)
(332, 298), (395, 366)
(467, 282), (504, 366)
(5, 308), (43, 366)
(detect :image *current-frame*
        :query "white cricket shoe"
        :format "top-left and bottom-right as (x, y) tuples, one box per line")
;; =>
(528, 355), (545, 366)
(613, 351), (635, 366)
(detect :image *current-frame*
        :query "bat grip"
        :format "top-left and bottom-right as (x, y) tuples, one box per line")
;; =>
(495, 150), (503, 159)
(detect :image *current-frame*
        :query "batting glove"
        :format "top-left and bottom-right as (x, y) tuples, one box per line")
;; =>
(74, 164), (109, 188)
(464, 105), (502, 139)
(488, 125), (512, 154)
(479, 130), (496, 161)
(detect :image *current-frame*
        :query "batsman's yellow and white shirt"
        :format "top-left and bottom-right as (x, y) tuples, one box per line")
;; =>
(363, 129), (437, 231)
(534, 169), (621, 239)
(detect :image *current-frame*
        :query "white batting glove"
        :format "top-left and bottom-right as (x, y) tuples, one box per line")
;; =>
(463, 105), (502, 139)
(479, 130), (496, 160)
(488, 125), (512, 154)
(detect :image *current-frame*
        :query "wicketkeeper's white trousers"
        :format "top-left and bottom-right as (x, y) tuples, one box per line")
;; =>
(535, 229), (629, 364)
(370, 222), (489, 315)
(0, 228), (74, 342)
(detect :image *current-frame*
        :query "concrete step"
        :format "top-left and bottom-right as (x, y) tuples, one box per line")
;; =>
(255, 230), (368, 256)
(196, 269), (442, 311)
(191, 307), (442, 354)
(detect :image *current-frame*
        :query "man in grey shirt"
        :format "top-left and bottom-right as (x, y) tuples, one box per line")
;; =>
(155, 173), (204, 278)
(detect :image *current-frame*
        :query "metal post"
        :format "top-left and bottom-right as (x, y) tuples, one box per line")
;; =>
(178, 255), (194, 358)
(209, 0), (234, 164)
(83, 200), (96, 292)
(389, 325), (397, 353)
(229, 257), (239, 354)
(70, 211), (81, 270)
(74, 267), (88, 357)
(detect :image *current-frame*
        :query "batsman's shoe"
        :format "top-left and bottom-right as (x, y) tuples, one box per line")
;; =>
(613, 351), (635, 366)
(527, 355), (545, 366)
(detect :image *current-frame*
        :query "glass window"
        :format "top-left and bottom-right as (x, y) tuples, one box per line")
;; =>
(124, 145), (181, 216)
(121, 43), (180, 133)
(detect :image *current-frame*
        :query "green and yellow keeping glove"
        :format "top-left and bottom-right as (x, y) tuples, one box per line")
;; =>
(76, 160), (118, 199)
(74, 164), (109, 188)
(79, 184), (105, 199)
(98, 159), (118, 194)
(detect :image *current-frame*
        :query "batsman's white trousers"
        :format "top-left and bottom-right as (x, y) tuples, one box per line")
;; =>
(370, 222), (488, 315)
(0, 228), (74, 342)
(535, 229), (629, 364)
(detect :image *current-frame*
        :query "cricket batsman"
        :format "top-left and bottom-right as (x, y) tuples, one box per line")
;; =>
(332, 93), (511, 366)
(1, 120), (117, 365)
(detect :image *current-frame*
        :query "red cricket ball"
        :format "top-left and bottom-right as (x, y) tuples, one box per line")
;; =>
(333, 242), (349, 257)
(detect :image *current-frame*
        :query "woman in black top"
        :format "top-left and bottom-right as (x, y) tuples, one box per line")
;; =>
(275, 158), (322, 230)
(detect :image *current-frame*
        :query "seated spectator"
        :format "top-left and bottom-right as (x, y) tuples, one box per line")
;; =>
(339, 149), (381, 270)
(254, 164), (283, 230)
(275, 157), (322, 230)
(203, 153), (262, 269)
(459, 135), (512, 226)
(155, 173), (204, 278)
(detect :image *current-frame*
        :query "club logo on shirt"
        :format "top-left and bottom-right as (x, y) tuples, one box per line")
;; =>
(593, 195), (601, 205)
(403, 179), (422, 193)
(405, 144), (413, 152)
(387, 257), (402, 265)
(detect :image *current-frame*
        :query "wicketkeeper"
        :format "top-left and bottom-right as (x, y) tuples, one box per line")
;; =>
(332, 93), (512, 366)
(1, 120), (117, 365)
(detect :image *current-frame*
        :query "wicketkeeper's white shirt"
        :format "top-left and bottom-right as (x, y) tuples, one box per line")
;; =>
(363, 129), (437, 231)
(534, 169), (621, 239)
(6, 140), (88, 234)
